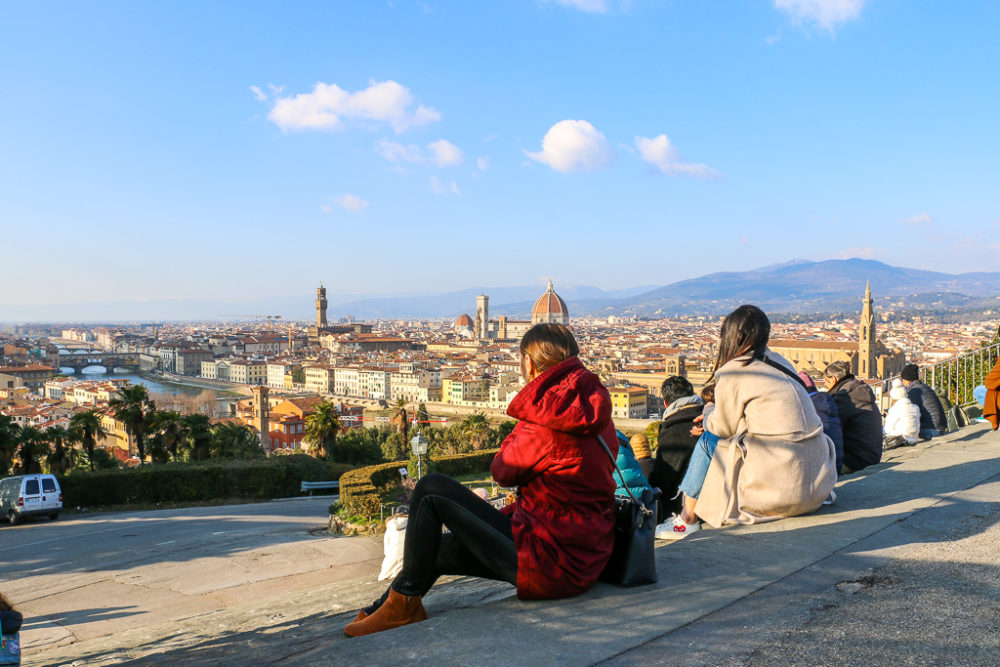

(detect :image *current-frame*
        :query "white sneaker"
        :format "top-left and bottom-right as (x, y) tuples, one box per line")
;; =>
(822, 489), (837, 506)
(655, 514), (701, 540)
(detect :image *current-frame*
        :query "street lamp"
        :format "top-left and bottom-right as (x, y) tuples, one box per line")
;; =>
(410, 430), (429, 480)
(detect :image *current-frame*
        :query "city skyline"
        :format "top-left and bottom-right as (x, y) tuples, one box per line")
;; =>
(2, 1), (999, 308)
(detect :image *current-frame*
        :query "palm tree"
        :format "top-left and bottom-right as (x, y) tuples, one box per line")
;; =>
(461, 413), (491, 451)
(15, 425), (48, 474)
(181, 413), (212, 461)
(0, 414), (19, 476)
(148, 410), (185, 463)
(304, 401), (341, 460)
(69, 410), (106, 471)
(110, 385), (153, 463)
(210, 422), (263, 459)
(44, 426), (76, 475)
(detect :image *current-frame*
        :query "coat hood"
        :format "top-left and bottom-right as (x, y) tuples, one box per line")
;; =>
(507, 356), (612, 436)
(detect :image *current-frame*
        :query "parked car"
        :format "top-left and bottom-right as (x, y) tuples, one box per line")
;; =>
(0, 474), (62, 525)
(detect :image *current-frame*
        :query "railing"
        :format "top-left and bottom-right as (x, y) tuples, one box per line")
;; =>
(880, 340), (1000, 409)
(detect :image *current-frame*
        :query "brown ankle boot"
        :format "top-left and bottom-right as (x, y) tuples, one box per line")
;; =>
(344, 588), (428, 637)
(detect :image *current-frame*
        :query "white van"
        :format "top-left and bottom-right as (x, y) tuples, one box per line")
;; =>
(0, 474), (62, 524)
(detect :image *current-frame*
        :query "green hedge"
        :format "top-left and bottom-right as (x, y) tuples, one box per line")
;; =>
(341, 448), (500, 520)
(58, 455), (353, 507)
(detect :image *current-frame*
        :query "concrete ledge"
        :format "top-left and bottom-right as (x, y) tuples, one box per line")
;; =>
(34, 423), (1000, 666)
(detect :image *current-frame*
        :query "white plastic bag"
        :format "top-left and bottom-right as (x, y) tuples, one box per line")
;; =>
(377, 515), (407, 581)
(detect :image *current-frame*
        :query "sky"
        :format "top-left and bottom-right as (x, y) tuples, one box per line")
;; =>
(1, 0), (999, 308)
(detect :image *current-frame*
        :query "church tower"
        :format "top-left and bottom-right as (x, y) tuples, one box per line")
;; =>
(252, 384), (270, 452)
(475, 294), (489, 341)
(859, 282), (877, 379)
(315, 284), (328, 327)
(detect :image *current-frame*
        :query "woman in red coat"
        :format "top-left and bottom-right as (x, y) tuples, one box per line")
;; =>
(344, 323), (617, 637)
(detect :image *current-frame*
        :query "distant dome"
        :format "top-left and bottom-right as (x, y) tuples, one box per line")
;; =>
(455, 313), (473, 327)
(531, 281), (569, 326)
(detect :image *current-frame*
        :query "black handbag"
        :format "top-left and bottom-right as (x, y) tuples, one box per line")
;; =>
(597, 435), (659, 587)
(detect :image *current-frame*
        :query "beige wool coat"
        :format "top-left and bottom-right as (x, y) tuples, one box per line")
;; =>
(696, 350), (837, 527)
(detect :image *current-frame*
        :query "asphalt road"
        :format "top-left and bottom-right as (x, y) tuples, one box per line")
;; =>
(0, 498), (383, 658)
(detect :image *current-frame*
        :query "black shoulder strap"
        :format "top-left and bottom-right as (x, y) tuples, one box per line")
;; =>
(596, 435), (650, 515)
(754, 351), (809, 390)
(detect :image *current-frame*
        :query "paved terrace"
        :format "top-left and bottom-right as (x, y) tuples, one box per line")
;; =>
(31, 422), (1000, 666)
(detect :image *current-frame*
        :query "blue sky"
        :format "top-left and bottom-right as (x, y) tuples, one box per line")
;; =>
(1, 0), (998, 308)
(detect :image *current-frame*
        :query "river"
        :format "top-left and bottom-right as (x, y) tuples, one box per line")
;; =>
(61, 368), (218, 397)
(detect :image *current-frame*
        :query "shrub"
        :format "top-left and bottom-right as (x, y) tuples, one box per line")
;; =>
(340, 449), (500, 520)
(58, 455), (337, 507)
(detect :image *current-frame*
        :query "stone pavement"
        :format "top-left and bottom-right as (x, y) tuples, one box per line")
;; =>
(31, 422), (1000, 666)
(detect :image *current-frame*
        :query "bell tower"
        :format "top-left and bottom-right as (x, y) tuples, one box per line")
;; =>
(475, 294), (489, 341)
(316, 284), (328, 327)
(859, 281), (876, 379)
(252, 384), (270, 452)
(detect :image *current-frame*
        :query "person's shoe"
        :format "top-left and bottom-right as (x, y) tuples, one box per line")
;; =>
(354, 588), (391, 621)
(822, 489), (837, 506)
(344, 588), (428, 637)
(655, 514), (701, 540)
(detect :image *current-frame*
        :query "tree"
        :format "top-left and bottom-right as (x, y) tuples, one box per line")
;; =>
(415, 402), (430, 426)
(461, 413), (491, 451)
(44, 426), (76, 475)
(0, 415), (19, 476)
(391, 405), (411, 453)
(148, 410), (185, 463)
(14, 425), (48, 474)
(210, 422), (264, 459)
(69, 410), (106, 471)
(110, 385), (154, 463)
(181, 413), (213, 461)
(291, 366), (306, 385)
(304, 401), (341, 460)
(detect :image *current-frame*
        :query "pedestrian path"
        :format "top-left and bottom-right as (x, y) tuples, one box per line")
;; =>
(33, 423), (1000, 666)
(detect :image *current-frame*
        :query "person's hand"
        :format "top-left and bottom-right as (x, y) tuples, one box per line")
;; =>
(690, 424), (705, 437)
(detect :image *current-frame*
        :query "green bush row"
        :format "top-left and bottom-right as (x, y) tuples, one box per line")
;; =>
(58, 455), (354, 507)
(340, 448), (500, 520)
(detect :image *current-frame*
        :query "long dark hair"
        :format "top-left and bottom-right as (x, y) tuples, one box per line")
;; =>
(0, 591), (13, 611)
(710, 305), (770, 381)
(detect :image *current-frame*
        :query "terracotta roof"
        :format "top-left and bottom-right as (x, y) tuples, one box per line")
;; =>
(769, 339), (857, 351)
(455, 313), (473, 327)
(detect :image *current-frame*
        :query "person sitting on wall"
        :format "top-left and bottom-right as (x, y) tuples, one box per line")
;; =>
(823, 361), (883, 474)
(883, 380), (921, 449)
(629, 433), (654, 479)
(613, 430), (653, 499)
(658, 305), (837, 539)
(900, 364), (948, 439)
(983, 356), (1000, 431)
(798, 371), (845, 474)
(650, 375), (703, 519)
(343, 323), (618, 637)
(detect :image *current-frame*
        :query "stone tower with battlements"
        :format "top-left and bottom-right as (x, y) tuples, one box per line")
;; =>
(252, 384), (270, 451)
(315, 284), (328, 327)
(859, 281), (877, 379)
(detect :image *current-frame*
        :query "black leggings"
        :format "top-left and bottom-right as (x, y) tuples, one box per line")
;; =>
(391, 473), (517, 597)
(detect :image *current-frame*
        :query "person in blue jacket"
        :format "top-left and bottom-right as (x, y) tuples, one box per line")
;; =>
(799, 372), (845, 474)
(613, 430), (652, 498)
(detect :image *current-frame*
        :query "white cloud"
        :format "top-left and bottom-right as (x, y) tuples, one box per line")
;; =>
(525, 120), (613, 173)
(550, 0), (607, 12)
(320, 204), (332, 213)
(250, 85), (267, 102)
(335, 194), (370, 211)
(634, 134), (718, 178)
(898, 212), (932, 226)
(267, 80), (441, 133)
(774, 0), (865, 30)
(427, 139), (464, 167)
(430, 176), (461, 196)
(375, 138), (464, 168)
(477, 156), (490, 171)
(835, 245), (880, 260)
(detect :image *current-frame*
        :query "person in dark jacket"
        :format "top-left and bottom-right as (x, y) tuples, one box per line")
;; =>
(900, 364), (947, 438)
(823, 361), (882, 473)
(0, 592), (21, 666)
(651, 375), (703, 519)
(798, 371), (845, 474)
(344, 324), (617, 637)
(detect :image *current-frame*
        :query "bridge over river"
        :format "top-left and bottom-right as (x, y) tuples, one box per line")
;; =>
(57, 349), (139, 372)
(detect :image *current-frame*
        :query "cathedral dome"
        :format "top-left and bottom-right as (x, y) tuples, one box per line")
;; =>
(455, 313), (473, 327)
(531, 281), (569, 325)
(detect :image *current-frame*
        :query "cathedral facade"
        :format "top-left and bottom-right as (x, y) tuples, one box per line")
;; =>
(454, 281), (569, 343)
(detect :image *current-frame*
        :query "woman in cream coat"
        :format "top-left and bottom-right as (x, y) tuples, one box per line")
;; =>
(658, 305), (837, 538)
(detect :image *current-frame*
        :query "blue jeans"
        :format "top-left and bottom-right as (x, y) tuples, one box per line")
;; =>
(919, 429), (941, 440)
(678, 431), (720, 500)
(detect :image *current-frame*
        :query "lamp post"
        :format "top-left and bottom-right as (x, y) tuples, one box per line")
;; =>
(410, 430), (428, 480)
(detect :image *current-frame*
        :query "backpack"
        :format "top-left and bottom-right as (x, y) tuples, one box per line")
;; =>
(0, 610), (21, 666)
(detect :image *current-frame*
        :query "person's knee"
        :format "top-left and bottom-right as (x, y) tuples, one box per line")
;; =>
(411, 473), (454, 504)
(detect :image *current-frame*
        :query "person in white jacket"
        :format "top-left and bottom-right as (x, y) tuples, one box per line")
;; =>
(884, 383), (920, 449)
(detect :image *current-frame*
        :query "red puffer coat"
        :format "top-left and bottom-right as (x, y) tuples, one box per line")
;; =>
(491, 356), (618, 600)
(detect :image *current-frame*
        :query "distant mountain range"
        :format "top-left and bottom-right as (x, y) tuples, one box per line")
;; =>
(3, 259), (998, 323)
